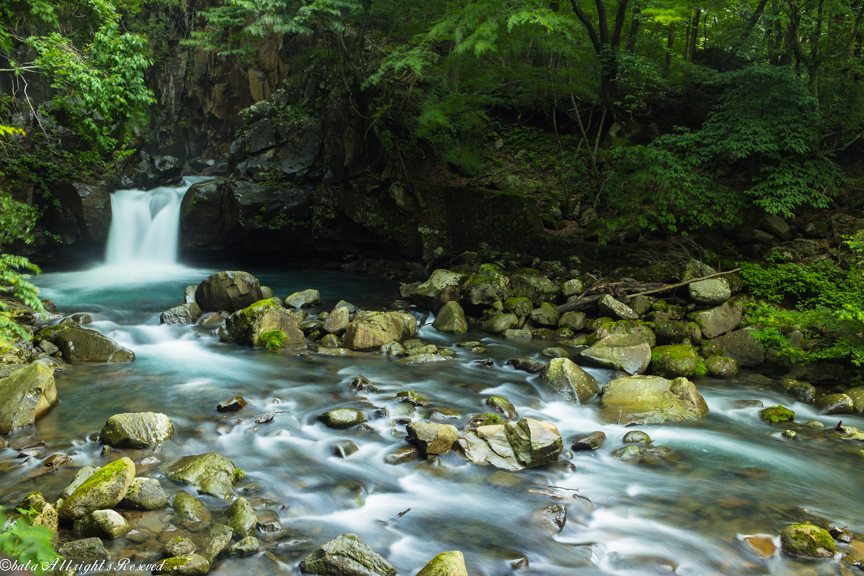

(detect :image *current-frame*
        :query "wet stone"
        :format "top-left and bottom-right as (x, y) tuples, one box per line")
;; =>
(385, 446), (421, 465)
(570, 431), (606, 451)
(623, 430), (652, 444)
(332, 440), (359, 458)
(217, 395), (248, 412)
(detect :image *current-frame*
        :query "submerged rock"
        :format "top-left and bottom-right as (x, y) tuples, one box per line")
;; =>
(59, 457), (136, 522)
(216, 395), (248, 412)
(485, 396), (518, 420)
(540, 358), (599, 404)
(0, 362), (57, 434)
(166, 453), (239, 498)
(779, 524), (836, 559)
(598, 375), (709, 425)
(99, 412), (174, 448)
(342, 311), (417, 350)
(299, 532), (397, 576)
(761, 405), (794, 424)
(195, 271), (264, 312)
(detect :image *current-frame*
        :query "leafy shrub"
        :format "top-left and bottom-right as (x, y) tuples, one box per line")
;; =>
(260, 330), (287, 350)
(0, 507), (60, 575)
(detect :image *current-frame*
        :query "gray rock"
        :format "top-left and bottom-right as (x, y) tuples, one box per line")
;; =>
(121, 478), (168, 510)
(598, 375), (709, 425)
(202, 523), (233, 563)
(59, 457), (136, 522)
(74, 509), (129, 539)
(541, 347), (569, 358)
(432, 301), (468, 334)
(759, 215), (793, 241)
(688, 302), (742, 339)
(324, 307), (350, 334)
(702, 329), (765, 368)
(816, 393), (853, 415)
(688, 278), (731, 305)
(540, 358), (599, 403)
(184, 285), (197, 304)
(286, 289), (322, 308)
(161, 303), (202, 325)
(580, 334), (651, 375)
(99, 412), (174, 448)
(57, 537), (110, 562)
(226, 536), (260, 557)
(529, 303), (560, 327)
(195, 271), (264, 312)
(0, 363), (57, 434)
(611, 445), (644, 461)
(561, 279), (584, 298)
(167, 453), (239, 498)
(163, 536), (196, 558)
(227, 497), (257, 539)
(405, 269), (467, 312)
(299, 533), (397, 576)
(558, 311), (586, 331)
(457, 418), (562, 471)
(598, 295), (639, 320)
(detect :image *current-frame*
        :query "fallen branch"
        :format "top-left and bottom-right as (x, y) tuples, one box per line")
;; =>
(623, 268), (741, 299)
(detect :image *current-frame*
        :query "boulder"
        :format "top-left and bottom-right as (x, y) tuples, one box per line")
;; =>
(655, 321), (697, 344)
(540, 358), (599, 403)
(580, 335), (651, 375)
(201, 523), (233, 563)
(559, 311), (586, 331)
(705, 356), (739, 378)
(286, 289), (322, 308)
(570, 431), (605, 451)
(163, 536), (196, 558)
(121, 478), (168, 510)
(816, 393), (853, 415)
(172, 492), (211, 522)
(779, 524), (836, 559)
(227, 497), (257, 539)
(324, 307), (350, 334)
(485, 396), (518, 420)
(509, 273), (560, 306)
(57, 538), (110, 562)
(688, 302), (742, 339)
(504, 297), (534, 317)
(99, 412), (174, 448)
(598, 295), (638, 320)
(650, 345), (701, 378)
(847, 386), (864, 414)
(74, 509), (129, 539)
(406, 270), (467, 312)
(59, 457), (136, 522)
(160, 303), (202, 325)
(0, 363), (57, 434)
(222, 299), (305, 347)
(482, 313), (518, 334)
(561, 279), (583, 298)
(166, 453), (239, 498)
(507, 358), (544, 373)
(415, 551), (468, 576)
(17, 492), (58, 532)
(319, 409), (366, 428)
(184, 285), (197, 304)
(529, 303), (560, 327)
(343, 312), (417, 350)
(226, 536), (260, 557)
(598, 376), (709, 425)
(37, 325), (134, 364)
(60, 466), (99, 499)
(761, 405), (794, 423)
(299, 533), (397, 576)
(195, 271), (264, 312)
(457, 418), (562, 471)
(464, 264), (511, 307)
(406, 422), (459, 455)
(154, 554), (211, 576)
(688, 278), (731, 305)
(702, 329), (765, 368)
(432, 301), (468, 334)
(589, 319), (656, 347)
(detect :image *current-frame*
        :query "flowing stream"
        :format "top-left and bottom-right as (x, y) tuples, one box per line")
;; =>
(2, 181), (862, 575)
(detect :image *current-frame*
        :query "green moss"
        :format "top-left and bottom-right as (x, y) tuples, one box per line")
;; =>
(761, 405), (795, 423)
(694, 359), (708, 377)
(235, 469), (245, 481)
(260, 330), (287, 350)
(164, 557), (190, 568)
(76, 459), (128, 493)
(476, 413), (502, 424)
(780, 524), (836, 558)
(512, 268), (540, 276)
(243, 298), (277, 314)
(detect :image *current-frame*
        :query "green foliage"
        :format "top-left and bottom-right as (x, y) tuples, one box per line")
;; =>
(0, 507), (60, 575)
(260, 329), (287, 350)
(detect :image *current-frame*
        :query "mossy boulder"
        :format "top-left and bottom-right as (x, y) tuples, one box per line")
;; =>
(589, 319), (656, 347)
(160, 303), (202, 325)
(779, 524), (836, 559)
(163, 536), (196, 558)
(319, 408), (366, 429)
(73, 509), (129, 539)
(222, 299), (306, 347)
(540, 358), (599, 404)
(598, 376), (709, 425)
(432, 301), (468, 334)
(688, 278), (731, 305)
(688, 302), (742, 339)
(121, 478), (168, 510)
(509, 273), (560, 306)
(18, 492), (58, 532)
(705, 356), (739, 379)
(172, 492), (211, 522)
(343, 311), (417, 350)
(57, 537), (110, 562)
(598, 295), (639, 320)
(529, 302), (560, 327)
(154, 554), (211, 576)
(761, 405), (794, 423)
(59, 457), (136, 522)
(482, 313), (519, 334)
(227, 497), (257, 539)
(195, 271), (263, 312)
(701, 329), (765, 368)
(650, 345), (700, 378)
(0, 362), (57, 434)
(847, 386), (864, 414)
(415, 551), (468, 576)
(299, 533), (397, 576)
(166, 453), (239, 498)
(503, 297), (534, 317)
(580, 334), (651, 375)
(60, 466), (98, 498)
(654, 321), (692, 344)
(407, 422), (459, 455)
(405, 269), (467, 312)
(559, 311), (586, 331)
(37, 325), (135, 364)
(816, 393), (853, 415)
(99, 412), (174, 448)
(464, 264), (511, 307)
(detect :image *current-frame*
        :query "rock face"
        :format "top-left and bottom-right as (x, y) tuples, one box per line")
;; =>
(432, 301), (468, 334)
(166, 453), (238, 498)
(540, 358), (599, 403)
(161, 303), (202, 325)
(688, 278), (731, 305)
(222, 299), (305, 347)
(299, 533), (397, 576)
(37, 326), (135, 363)
(779, 524), (836, 559)
(598, 376), (709, 425)
(59, 457), (136, 522)
(121, 478), (168, 510)
(415, 551), (468, 576)
(688, 302), (742, 339)
(702, 329), (765, 368)
(407, 422), (459, 455)
(406, 269), (467, 312)
(99, 412), (175, 448)
(0, 363), (57, 434)
(580, 335), (651, 375)
(457, 418), (562, 471)
(342, 312), (417, 350)
(195, 271), (264, 312)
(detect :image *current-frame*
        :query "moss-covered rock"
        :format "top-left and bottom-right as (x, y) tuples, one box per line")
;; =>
(847, 386), (864, 414)
(482, 313), (519, 334)
(415, 551), (468, 576)
(503, 297), (534, 317)
(580, 334), (651, 375)
(650, 345), (700, 378)
(701, 329), (765, 368)
(598, 376), (709, 425)
(17, 492), (58, 532)
(464, 264), (511, 307)
(507, 358), (544, 373)
(0, 362), (57, 434)
(195, 271), (263, 312)
(816, 393), (853, 415)
(222, 298), (306, 347)
(509, 274), (560, 306)
(319, 408), (366, 429)
(589, 319), (656, 347)
(154, 554), (211, 576)
(623, 430), (652, 444)
(432, 301), (468, 334)
(405, 269), (467, 312)
(121, 478), (168, 510)
(99, 412), (174, 448)
(705, 356), (739, 379)
(299, 533), (397, 576)
(529, 302), (560, 327)
(779, 524), (836, 559)
(485, 395), (518, 420)
(688, 278), (731, 305)
(36, 325), (135, 364)
(688, 302), (742, 339)
(598, 295), (638, 320)
(73, 509), (129, 539)
(59, 457), (136, 522)
(227, 496), (257, 539)
(761, 405), (794, 424)
(163, 536), (196, 558)
(343, 311), (417, 350)
(540, 358), (599, 404)
(57, 537), (110, 562)
(167, 453), (239, 498)
(172, 492), (211, 522)
(558, 311), (586, 331)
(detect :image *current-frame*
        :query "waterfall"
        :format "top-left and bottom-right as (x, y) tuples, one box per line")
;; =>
(105, 177), (206, 267)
